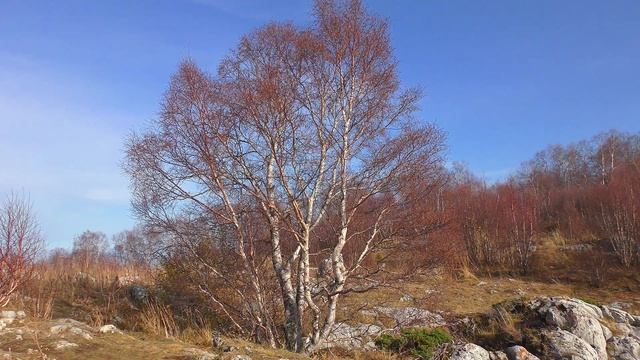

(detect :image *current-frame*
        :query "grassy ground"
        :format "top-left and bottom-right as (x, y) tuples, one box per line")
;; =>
(340, 269), (640, 322)
(0, 318), (308, 360)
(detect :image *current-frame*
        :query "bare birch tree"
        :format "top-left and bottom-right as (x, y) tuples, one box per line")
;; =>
(125, 0), (445, 351)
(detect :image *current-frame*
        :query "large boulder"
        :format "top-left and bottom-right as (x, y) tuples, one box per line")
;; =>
(527, 297), (608, 359)
(540, 329), (599, 360)
(528, 297), (603, 324)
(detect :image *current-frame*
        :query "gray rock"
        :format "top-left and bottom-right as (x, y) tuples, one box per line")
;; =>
(0, 311), (16, 319)
(211, 330), (223, 348)
(116, 274), (141, 286)
(50, 318), (94, 340)
(567, 310), (607, 360)
(601, 323), (613, 341)
(541, 329), (599, 360)
(528, 297), (607, 359)
(601, 305), (640, 326)
(608, 336), (640, 360)
(489, 350), (508, 360)
(231, 356), (251, 360)
(75, 272), (96, 283)
(504, 345), (539, 360)
(609, 301), (632, 310)
(400, 294), (414, 302)
(99, 324), (120, 334)
(449, 343), (491, 360)
(529, 297), (603, 321)
(374, 306), (445, 328)
(55, 340), (79, 350)
(315, 322), (382, 350)
(128, 284), (149, 304)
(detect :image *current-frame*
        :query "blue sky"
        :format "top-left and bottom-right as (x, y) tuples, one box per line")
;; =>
(1, 0), (639, 249)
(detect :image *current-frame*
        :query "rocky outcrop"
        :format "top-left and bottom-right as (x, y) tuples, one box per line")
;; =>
(528, 297), (608, 359)
(540, 329), (599, 360)
(608, 336), (640, 360)
(449, 296), (640, 360)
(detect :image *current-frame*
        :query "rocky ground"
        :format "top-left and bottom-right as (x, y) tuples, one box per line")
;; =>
(1, 273), (639, 359)
(446, 297), (640, 360)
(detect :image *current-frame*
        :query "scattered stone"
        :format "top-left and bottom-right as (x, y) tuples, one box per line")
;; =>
(560, 244), (593, 252)
(449, 343), (491, 360)
(183, 347), (219, 360)
(222, 345), (238, 352)
(424, 289), (439, 295)
(116, 274), (141, 286)
(15, 334), (22, 340)
(504, 345), (539, 360)
(0, 311), (17, 319)
(400, 294), (414, 302)
(231, 356), (251, 360)
(75, 272), (96, 283)
(211, 330), (224, 349)
(375, 306), (446, 328)
(99, 324), (120, 334)
(55, 340), (79, 350)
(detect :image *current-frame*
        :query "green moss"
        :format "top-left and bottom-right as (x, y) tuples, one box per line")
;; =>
(375, 328), (452, 359)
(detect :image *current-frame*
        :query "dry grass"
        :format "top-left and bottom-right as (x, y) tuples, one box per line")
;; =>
(138, 300), (179, 338)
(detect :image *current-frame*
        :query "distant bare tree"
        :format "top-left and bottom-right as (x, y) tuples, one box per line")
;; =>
(125, 0), (445, 351)
(112, 227), (163, 267)
(0, 193), (44, 307)
(72, 230), (109, 271)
